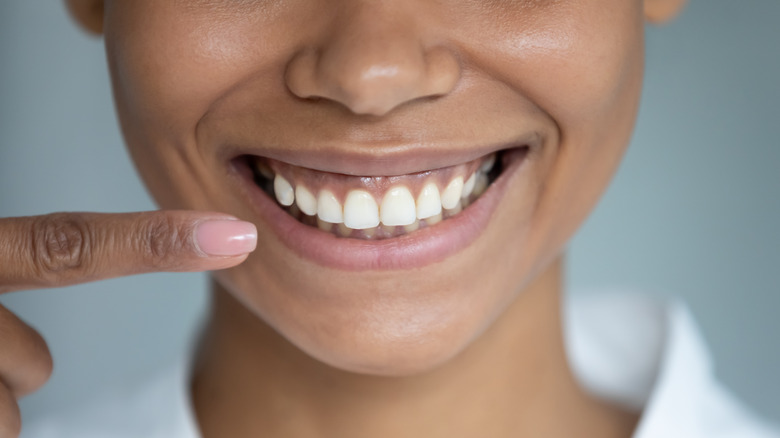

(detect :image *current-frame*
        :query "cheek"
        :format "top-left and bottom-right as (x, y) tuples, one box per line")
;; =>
(105, 1), (302, 136)
(482, 3), (645, 125)
(106, 4), (243, 132)
(478, 4), (645, 255)
(103, 3), (278, 209)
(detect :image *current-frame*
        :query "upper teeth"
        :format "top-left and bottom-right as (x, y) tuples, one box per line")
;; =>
(267, 154), (497, 232)
(440, 176), (464, 210)
(416, 182), (442, 220)
(317, 189), (343, 223)
(273, 173), (295, 206)
(380, 186), (417, 227)
(344, 190), (380, 229)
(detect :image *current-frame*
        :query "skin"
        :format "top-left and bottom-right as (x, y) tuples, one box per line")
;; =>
(0, 0), (685, 437)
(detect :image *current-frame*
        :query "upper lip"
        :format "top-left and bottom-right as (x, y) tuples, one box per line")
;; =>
(223, 132), (540, 176)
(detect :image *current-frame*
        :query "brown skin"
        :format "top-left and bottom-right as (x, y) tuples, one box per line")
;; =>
(0, 0), (685, 437)
(91, 0), (670, 375)
(0, 211), (254, 437)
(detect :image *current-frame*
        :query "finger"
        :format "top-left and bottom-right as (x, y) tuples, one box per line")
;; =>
(0, 211), (257, 292)
(0, 305), (53, 399)
(0, 380), (20, 438)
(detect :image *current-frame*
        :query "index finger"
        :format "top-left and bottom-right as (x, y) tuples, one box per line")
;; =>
(0, 211), (257, 293)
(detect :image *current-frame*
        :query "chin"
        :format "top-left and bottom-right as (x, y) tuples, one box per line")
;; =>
(307, 337), (468, 377)
(294, 306), (483, 377)
(212, 260), (504, 377)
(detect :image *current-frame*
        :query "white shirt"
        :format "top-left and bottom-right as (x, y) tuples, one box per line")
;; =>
(23, 292), (779, 437)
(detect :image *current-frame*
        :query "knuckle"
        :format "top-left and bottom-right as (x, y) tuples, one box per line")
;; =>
(30, 214), (93, 282)
(137, 215), (191, 264)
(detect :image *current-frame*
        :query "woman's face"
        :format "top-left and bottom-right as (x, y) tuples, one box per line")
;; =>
(101, 0), (646, 375)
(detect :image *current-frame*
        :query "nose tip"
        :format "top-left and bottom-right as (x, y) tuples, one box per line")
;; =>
(285, 16), (461, 116)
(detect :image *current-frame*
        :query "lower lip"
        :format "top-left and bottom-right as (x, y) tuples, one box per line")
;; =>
(232, 150), (527, 271)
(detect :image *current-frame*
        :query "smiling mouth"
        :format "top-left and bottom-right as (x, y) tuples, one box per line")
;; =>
(239, 147), (526, 240)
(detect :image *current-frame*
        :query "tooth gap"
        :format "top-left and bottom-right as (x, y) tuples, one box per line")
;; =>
(252, 171), (273, 196)
(301, 213), (318, 227)
(487, 150), (506, 183)
(249, 158), (276, 198)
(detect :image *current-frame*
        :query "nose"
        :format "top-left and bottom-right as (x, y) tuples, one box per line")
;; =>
(285, 4), (461, 116)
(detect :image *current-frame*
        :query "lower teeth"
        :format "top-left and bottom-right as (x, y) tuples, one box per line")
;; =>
(284, 200), (472, 240)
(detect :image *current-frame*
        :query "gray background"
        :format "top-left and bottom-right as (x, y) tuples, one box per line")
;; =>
(1, 0), (778, 425)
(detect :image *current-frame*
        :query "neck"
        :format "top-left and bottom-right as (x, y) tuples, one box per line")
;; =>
(191, 257), (638, 438)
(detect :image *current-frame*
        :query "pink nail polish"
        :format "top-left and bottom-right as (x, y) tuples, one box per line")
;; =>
(195, 220), (257, 256)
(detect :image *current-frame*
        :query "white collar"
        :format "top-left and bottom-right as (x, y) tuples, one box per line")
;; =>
(565, 291), (777, 437)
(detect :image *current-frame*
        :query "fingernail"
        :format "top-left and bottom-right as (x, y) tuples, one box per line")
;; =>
(195, 220), (257, 256)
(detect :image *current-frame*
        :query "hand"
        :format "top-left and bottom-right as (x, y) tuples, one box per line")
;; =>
(0, 211), (257, 437)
